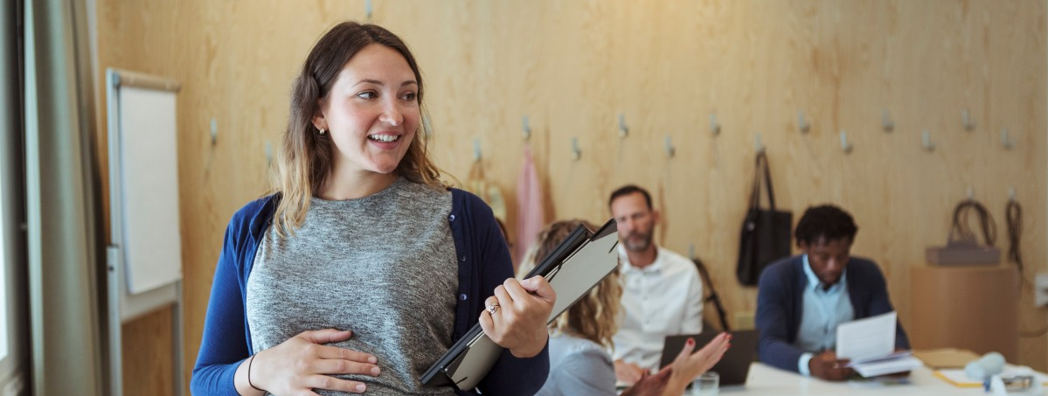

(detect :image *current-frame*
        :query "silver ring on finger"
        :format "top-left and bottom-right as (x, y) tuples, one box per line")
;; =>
(487, 303), (500, 315)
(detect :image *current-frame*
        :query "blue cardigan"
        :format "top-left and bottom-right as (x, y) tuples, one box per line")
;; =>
(755, 255), (910, 373)
(190, 189), (549, 396)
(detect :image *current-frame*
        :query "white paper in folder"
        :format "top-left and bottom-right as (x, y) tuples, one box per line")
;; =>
(836, 311), (896, 362)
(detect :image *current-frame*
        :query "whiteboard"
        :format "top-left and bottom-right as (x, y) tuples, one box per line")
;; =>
(113, 83), (183, 294)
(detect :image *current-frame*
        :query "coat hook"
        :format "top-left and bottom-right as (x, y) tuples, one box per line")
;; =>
(962, 108), (975, 131)
(423, 115), (433, 137)
(710, 113), (721, 136)
(1001, 128), (1014, 150)
(966, 187), (974, 201)
(882, 110), (894, 132)
(618, 113), (629, 138)
(522, 115), (531, 141)
(1009, 187), (1017, 202)
(210, 118), (218, 145)
(473, 138), (482, 162)
(797, 111), (810, 133)
(922, 129), (935, 152)
(365, 0), (373, 20)
(840, 130), (853, 153)
(571, 137), (582, 161)
(688, 244), (696, 260)
(665, 135), (676, 158)
(265, 141), (273, 168)
(755, 133), (765, 154)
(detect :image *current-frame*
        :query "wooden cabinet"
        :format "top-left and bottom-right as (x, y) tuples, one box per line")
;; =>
(910, 265), (1019, 362)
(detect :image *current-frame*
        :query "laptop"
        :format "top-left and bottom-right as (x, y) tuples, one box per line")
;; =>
(659, 330), (759, 387)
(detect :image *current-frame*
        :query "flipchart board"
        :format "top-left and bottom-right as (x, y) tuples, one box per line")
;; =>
(105, 68), (184, 396)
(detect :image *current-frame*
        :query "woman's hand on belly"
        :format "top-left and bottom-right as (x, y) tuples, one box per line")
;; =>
(479, 276), (556, 358)
(246, 329), (382, 395)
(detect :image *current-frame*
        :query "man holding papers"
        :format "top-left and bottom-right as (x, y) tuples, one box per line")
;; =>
(755, 205), (910, 381)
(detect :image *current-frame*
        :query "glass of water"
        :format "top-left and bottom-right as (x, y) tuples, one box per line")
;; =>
(691, 371), (719, 396)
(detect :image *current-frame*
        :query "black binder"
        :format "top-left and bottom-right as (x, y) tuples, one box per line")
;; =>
(421, 219), (620, 390)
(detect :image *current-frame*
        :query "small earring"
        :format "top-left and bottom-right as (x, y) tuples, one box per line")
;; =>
(318, 128), (326, 135)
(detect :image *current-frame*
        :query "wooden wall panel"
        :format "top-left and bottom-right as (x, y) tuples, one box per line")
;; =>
(92, 0), (1048, 392)
(121, 307), (173, 396)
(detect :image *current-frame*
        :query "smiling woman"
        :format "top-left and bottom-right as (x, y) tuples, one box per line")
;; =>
(190, 22), (554, 396)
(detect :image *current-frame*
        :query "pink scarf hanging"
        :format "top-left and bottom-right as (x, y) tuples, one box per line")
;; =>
(515, 144), (545, 264)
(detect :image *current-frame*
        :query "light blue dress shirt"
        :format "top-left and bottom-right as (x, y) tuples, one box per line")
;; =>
(795, 254), (854, 376)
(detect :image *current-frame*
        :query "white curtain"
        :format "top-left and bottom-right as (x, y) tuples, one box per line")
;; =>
(23, 0), (105, 395)
(0, 1), (29, 395)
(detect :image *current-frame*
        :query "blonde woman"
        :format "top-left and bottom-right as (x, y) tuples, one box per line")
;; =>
(521, 220), (731, 396)
(191, 22), (554, 396)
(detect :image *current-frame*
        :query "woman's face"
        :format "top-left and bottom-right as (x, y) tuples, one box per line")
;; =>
(315, 44), (420, 177)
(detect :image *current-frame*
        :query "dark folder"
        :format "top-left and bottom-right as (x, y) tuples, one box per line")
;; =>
(421, 219), (620, 390)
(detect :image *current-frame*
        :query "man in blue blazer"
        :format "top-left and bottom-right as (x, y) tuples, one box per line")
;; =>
(755, 205), (909, 381)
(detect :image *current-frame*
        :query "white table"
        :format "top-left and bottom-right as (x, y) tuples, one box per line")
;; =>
(723, 363), (991, 396)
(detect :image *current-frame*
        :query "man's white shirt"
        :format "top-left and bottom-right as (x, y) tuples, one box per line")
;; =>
(612, 245), (704, 371)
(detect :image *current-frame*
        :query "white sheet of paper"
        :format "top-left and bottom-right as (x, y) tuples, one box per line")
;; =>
(836, 311), (896, 362)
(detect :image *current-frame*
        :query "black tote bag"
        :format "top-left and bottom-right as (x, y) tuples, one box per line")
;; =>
(736, 152), (792, 286)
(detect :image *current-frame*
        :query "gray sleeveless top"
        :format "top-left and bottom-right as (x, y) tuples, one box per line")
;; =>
(246, 178), (459, 395)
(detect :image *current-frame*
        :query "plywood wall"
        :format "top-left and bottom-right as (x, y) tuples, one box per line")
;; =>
(94, 0), (1048, 392)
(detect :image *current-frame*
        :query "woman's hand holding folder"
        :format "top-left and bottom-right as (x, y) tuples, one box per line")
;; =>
(479, 276), (557, 358)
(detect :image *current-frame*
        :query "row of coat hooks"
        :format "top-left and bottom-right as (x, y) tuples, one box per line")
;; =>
(474, 116), (580, 162)
(966, 186), (1020, 203)
(475, 108), (1020, 162)
(751, 108), (1015, 154)
(475, 116), (580, 162)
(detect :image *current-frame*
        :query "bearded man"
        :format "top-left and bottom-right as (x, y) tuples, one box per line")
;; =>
(607, 185), (705, 385)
